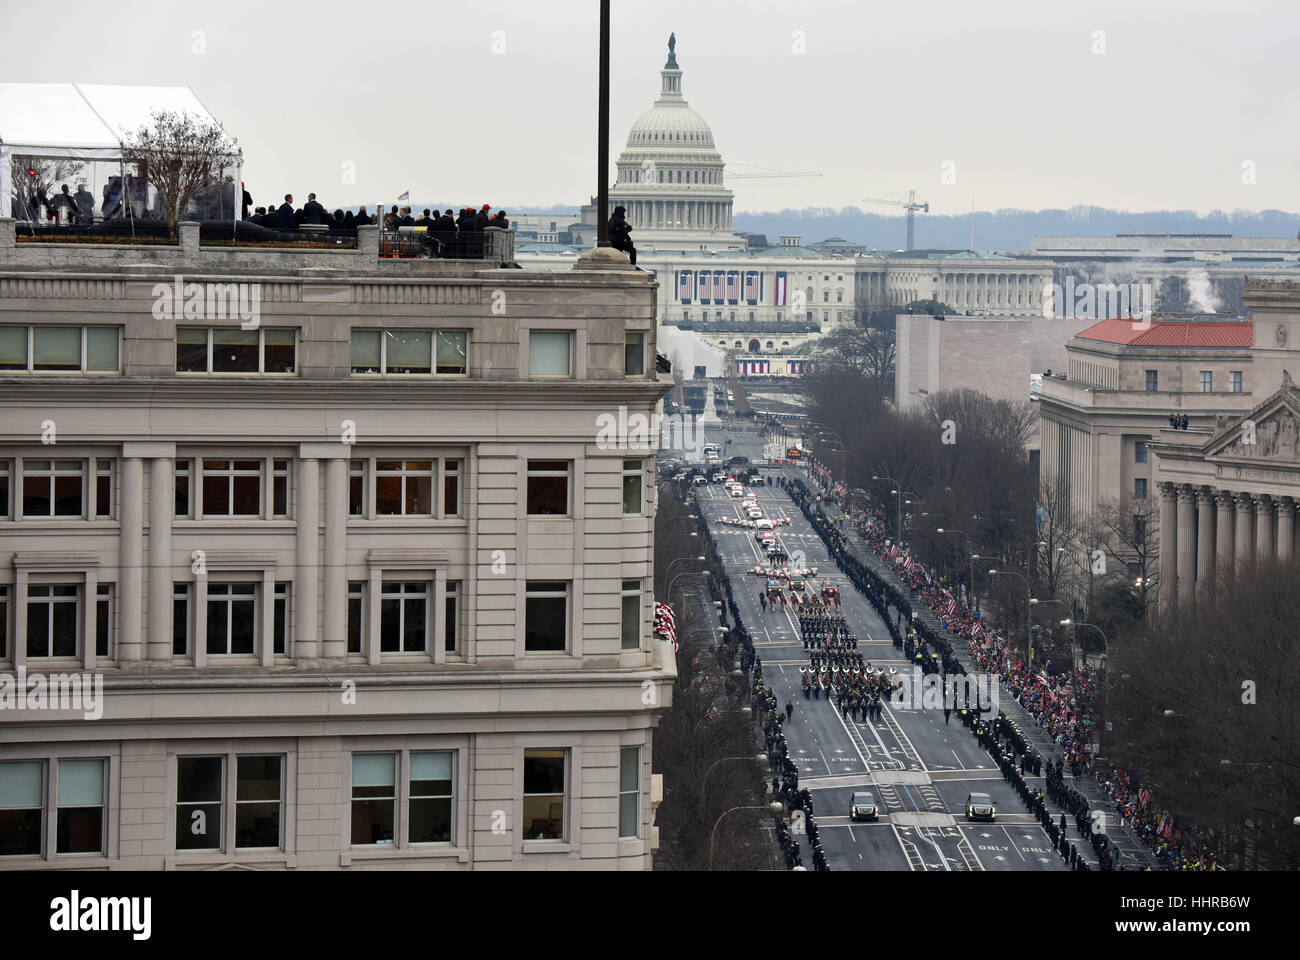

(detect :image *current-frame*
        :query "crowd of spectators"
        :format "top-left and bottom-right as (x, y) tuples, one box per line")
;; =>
(792, 458), (1223, 871)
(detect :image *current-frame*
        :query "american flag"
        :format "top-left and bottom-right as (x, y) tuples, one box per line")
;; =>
(713, 272), (725, 301)
(726, 271), (740, 303)
(698, 270), (712, 301)
(678, 271), (694, 303)
(744, 271), (759, 303)
(774, 271), (787, 306)
(946, 597), (957, 615)
(653, 601), (677, 652)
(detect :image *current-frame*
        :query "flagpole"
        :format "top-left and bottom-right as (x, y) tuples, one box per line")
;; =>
(596, 0), (611, 247)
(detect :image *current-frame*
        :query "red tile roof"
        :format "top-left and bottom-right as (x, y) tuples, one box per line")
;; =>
(1074, 317), (1253, 348)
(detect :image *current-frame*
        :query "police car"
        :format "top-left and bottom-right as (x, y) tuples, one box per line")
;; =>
(965, 792), (996, 822)
(850, 791), (878, 822)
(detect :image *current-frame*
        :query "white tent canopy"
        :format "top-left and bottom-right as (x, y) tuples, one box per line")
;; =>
(0, 82), (234, 219)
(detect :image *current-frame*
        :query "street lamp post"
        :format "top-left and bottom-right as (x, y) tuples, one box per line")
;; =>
(709, 802), (785, 870)
(936, 528), (978, 609)
(1061, 619), (1110, 754)
(871, 475), (903, 545)
(989, 566), (1034, 668)
(667, 568), (709, 600)
(663, 555), (706, 591)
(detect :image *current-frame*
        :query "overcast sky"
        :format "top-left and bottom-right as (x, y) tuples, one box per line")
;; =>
(4, 0), (1297, 216)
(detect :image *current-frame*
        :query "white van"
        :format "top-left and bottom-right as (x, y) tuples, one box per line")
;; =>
(751, 475), (766, 486)
(729, 486), (743, 498)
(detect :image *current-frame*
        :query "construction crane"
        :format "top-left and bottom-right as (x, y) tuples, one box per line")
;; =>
(728, 164), (823, 180)
(862, 189), (930, 251)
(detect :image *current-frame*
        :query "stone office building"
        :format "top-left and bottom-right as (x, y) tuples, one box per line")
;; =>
(0, 219), (673, 870)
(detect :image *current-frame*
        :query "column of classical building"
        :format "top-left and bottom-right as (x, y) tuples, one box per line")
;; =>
(1234, 492), (1254, 575)
(1254, 495), (1274, 561)
(295, 456), (320, 659)
(1159, 482), (1178, 611)
(1195, 486), (1215, 605)
(1279, 498), (1296, 561)
(1176, 485), (1196, 604)
(323, 453), (349, 659)
(1215, 490), (1235, 581)
(119, 455), (144, 661)
(147, 453), (174, 660)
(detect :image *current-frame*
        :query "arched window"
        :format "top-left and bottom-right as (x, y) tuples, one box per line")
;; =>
(748, 339), (761, 354)
(765, 341), (775, 349)
(734, 340), (743, 348)
(782, 341), (790, 347)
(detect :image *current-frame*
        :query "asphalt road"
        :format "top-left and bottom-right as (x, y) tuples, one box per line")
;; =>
(669, 423), (1075, 872)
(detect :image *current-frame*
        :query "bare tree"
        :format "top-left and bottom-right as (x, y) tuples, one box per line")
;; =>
(120, 110), (241, 236)
(1108, 559), (1300, 870)
(1095, 497), (1160, 615)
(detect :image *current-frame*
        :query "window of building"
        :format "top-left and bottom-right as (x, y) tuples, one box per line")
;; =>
(380, 582), (427, 653)
(619, 747), (639, 838)
(1229, 370), (1243, 393)
(351, 753), (396, 845)
(175, 459), (191, 516)
(177, 327), (296, 374)
(55, 758), (105, 855)
(625, 331), (645, 377)
(623, 459), (642, 514)
(235, 756), (282, 849)
(0, 760), (45, 856)
(173, 583), (190, 656)
(26, 584), (79, 658)
(95, 584), (112, 659)
(443, 460), (461, 517)
(409, 752), (454, 844)
(272, 459), (290, 516)
(349, 460), (365, 516)
(823, 290), (829, 302)
(1134, 478), (1148, 500)
(526, 460), (570, 516)
(837, 290), (844, 302)
(522, 749), (566, 840)
(445, 581), (459, 653)
(0, 585), (8, 659)
(1199, 370), (1212, 392)
(375, 460), (433, 516)
(22, 459), (84, 517)
(525, 582), (568, 652)
(0, 325), (119, 373)
(273, 582), (290, 656)
(201, 459), (262, 517)
(347, 582), (365, 655)
(0, 459), (9, 519)
(529, 331), (573, 377)
(1135, 441), (1148, 464)
(349, 329), (468, 376)
(206, 583), (256, 655)
(621, 580), (640, 650)
(93, 460), (114, 518)
(748, 311), (755, 322)
(1145, 370), (1158, 392)
(176, 756), (223, 850)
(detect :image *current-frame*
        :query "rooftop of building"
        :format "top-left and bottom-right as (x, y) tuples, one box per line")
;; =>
(1074, 316), (1254, 348)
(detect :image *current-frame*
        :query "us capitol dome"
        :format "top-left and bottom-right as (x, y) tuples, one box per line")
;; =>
(609, 34), (743, 253)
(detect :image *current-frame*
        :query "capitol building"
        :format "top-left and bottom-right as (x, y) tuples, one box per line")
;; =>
(515, 36), (1052, 379)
